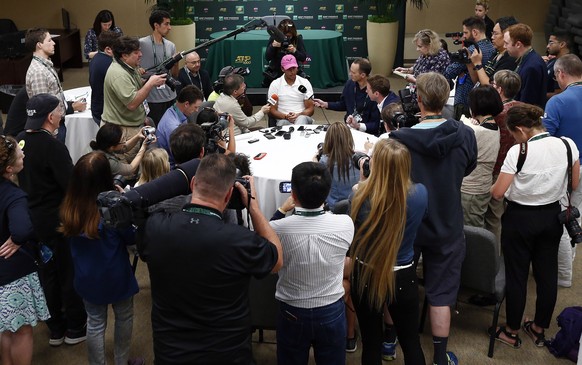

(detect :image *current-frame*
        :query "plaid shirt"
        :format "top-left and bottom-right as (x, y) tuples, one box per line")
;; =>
(26, 56), (67, 115)
(444, 39), (496, 108)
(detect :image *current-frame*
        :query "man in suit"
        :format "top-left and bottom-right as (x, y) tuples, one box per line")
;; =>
(351, 74), (398, 135)
(177, 51), (212, 100)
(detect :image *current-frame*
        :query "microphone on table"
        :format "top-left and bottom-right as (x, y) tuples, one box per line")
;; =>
(267, 94), (279, 105)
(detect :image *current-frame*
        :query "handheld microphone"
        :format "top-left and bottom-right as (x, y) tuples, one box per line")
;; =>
(267, 94), (278, 105)
(298, 85), (314, 100)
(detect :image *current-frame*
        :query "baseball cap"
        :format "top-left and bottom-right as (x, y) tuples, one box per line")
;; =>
(25, 93), (60, 130)
(281, 54), (298, 70)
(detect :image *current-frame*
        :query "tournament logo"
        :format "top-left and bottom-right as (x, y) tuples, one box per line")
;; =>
(335, 24), (344, 32)
(235, 6), (244, 14)
(285, 5), (294, 13)
(335, 4), (344, 13)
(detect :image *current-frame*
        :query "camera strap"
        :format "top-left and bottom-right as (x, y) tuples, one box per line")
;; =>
(560, 138), (573, 199)
(515, 143), (527, 173)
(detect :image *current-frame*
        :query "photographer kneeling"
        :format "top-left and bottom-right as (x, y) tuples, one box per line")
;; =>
(138, 153), (282, 364)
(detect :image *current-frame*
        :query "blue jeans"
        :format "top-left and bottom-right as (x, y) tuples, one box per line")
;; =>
(84, 297), (134, 365)
(277, 298), (346, 365)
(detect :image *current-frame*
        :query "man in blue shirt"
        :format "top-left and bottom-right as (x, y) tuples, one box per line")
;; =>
(89, 30), (121, 124)
(543, 54), (582, 288)
(156, 85), (203, 165)
(444, 16), (495, 120)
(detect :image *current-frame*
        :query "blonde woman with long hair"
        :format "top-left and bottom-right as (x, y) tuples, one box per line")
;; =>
(349, 139), (427, 365)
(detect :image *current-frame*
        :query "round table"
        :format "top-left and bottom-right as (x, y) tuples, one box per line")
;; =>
(63, 86), (98, 164)
(235, 126), (376, 216)
(206, 30), (347, 88)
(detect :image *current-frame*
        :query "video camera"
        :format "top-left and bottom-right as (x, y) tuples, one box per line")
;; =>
(445, 37), (480, 64)
(445, 32), (464, 45)
(392, 88), (420, 129)
(213, 66), (251, 94)
(97, 159), (200, 228)
(267, 26), (291, 52)
(199, 111), (229, 154)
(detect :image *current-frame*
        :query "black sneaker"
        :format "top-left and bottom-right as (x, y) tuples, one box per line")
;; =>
(49, 330), (65, 347)
(64, 325), (87, 345)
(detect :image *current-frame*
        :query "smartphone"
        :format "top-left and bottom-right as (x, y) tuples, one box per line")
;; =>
(248, 138), (259, 144)
(264, 133), (275, 140)
(279, 181), (292, 193)
(313, 129), (320, 134)
(298, 126), (305, 131)
(316, 125), (324, 130)
(254, 152), (267, 160)
(275, 130), (286, 136)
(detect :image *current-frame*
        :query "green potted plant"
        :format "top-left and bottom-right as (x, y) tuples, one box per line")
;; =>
(145, 0), (193, 25)
(352, 0), (427, 75)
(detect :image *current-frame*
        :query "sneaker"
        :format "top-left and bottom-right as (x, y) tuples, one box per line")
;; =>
(128, 358), (145, 365)
(64, 325), (87, 345)
(49, 331), (65, 347)
(433, 352), (458, 365)
(382, 338), (398, 361)
(346, 335), (357, 352)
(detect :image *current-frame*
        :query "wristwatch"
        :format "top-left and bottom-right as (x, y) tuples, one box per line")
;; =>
(473, 64), (483, 71)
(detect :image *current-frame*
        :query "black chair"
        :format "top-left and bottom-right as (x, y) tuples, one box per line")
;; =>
(419, 225), (505, 358)
(0, 19), (17, 35)
(249, 274), (279, 343)
(4, 86), (28, 137)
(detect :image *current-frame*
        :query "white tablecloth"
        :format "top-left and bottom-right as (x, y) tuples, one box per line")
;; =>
(63, 86), (98, 164)
(235, 126), (377, 216)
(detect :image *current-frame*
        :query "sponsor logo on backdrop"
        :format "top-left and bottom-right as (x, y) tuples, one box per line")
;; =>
(335, 4), (344, 13)
(269, 7), (276, 12)
(343, 15), (365, 20)
(335, 24), (344, 32)
(194, 17), (215, 21)
(353, 25), (361, 31)
(186, 6), (194, 15)
(319, 6), (327, 11)
(203, 8), (209, 13)
(343, 37), (364, 41)
(243, 16), (249, 20)
(235, 55), (252, 64)
(205, 27), (213, 32)
(285, 5), (294, 13)
(294, 16), (314, 20)
(219, 8), (227, 13)
(236, 6), (244, 14)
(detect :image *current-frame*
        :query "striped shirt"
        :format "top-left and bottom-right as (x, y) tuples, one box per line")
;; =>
(26, 56), (67, 115)
(270, 208), (354, 308)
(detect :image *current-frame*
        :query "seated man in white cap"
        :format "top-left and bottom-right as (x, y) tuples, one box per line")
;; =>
(267, 54), (315, 126)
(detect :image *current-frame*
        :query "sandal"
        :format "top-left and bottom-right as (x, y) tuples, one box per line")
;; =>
(522, 320), (546, 347)
(488, 326), (522, 349)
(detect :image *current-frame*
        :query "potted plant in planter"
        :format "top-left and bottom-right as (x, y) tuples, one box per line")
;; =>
(145, 0), (196, 63)
(353, 0), (426, 75)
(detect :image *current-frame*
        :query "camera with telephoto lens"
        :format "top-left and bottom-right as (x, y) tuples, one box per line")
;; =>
(142, 126), (156, 144)
(352, 152), (370, 178)
(558, 206), (582, 247)
(445, 32), (464, 45)
(447, 39), (480, 64)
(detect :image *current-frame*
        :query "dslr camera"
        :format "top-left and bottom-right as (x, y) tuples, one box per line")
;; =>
(352, 152), (370, 178)
(558, 206), (582, 247)
(228, 177), (251, 210)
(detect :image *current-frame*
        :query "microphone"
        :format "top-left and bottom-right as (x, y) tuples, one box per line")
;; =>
(298, 85), (314, 100)
(267, 25), (287, 44)
(242, 19), (267, 32)
(267, 94), (278, 105)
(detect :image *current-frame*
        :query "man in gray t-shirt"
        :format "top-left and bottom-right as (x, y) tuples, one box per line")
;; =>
(139, 10), (178, 126)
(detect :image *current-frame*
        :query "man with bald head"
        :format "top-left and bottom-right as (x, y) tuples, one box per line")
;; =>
(177, 51), (212, 100)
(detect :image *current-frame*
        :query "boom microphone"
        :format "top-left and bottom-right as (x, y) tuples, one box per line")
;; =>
(267, 25), (287, 44)
(243, 19), (267, 31)
(267, 94), (278, 105)
(98, 158), (200, 228)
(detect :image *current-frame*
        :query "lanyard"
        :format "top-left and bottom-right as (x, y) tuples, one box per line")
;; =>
(293, 209), (326, 217)
(528, 132), (550, 142)
(353, 83), (368, 113)
(151, 36), (167, 65)
(421, 114), (443, 121)
(184, 66), (203, 96)
(566, 81), (582, 90)
(183, 206), (222, 220)
(515, 48), (534, 73)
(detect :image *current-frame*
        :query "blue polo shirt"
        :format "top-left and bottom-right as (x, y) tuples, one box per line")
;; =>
(156, 104), (187, 165)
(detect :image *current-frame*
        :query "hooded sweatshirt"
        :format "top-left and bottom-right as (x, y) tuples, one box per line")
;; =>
(391, 119), (477, 245)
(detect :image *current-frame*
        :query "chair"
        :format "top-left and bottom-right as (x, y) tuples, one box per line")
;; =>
(4, 86), (28, 136)
(249, 274), (279, 343)
(419, 225), (505, 358)
(0, 19), (17, 35)
(261, 15), (291, 29)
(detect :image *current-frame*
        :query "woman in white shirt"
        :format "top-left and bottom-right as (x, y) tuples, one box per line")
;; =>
(491, 104), (580, 349)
